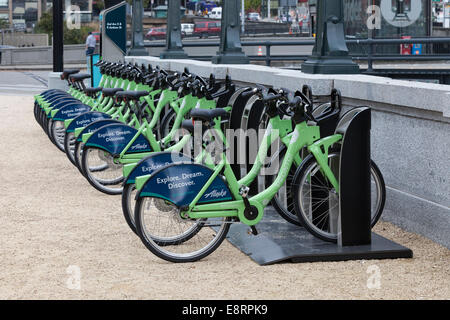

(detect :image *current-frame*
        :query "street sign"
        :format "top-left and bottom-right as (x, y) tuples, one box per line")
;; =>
(101, 1), (127, 61)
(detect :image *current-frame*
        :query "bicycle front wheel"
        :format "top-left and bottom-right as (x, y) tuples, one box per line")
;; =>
(51, 120), (66, 152)
(292, 151), (386, 243)
(64, 131), (77, 166)
(122, 183), (138, 234)
(135, 196), (231, 263)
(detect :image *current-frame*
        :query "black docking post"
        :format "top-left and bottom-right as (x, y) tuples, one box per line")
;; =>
(336, 107), (372, 246)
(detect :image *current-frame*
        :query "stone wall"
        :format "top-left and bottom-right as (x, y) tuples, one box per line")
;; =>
(1, 33), (49, 47)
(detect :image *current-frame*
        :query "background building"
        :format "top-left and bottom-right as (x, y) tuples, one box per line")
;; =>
(0, 0), (94, 31)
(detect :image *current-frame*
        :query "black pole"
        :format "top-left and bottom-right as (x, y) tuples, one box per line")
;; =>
(212, 0), (249, 64)
(160, 0), (188, 59)
(52, 0), (63, 72)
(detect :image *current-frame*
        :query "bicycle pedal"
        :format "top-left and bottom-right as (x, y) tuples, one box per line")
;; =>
(248, 226), (258, 236)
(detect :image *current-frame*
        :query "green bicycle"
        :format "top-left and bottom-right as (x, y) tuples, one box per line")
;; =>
(132, 89), (386, 262)
(80, 73), (235, 194)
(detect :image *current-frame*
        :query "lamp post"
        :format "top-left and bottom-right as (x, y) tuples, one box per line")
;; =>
(127, 0), (148, 56)
(301, 0), (359, 74)
(160, 0), (188, 59)
(212, 0), (249, 64)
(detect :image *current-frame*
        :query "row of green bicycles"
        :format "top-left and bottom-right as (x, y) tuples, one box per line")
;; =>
(34, 60), (386, 263)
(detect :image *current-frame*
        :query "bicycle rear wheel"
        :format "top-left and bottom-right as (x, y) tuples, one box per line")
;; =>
(159, 108), (177, 142)
(292, 151), (386, 243)
(135, 196), (231, 263)
(266, 150), (302, 226)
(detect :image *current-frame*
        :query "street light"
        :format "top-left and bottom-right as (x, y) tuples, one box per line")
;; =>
(160, 0), (188, 59)
(301, 0), (359, 74)
(127, 0), (149, 56)
(212, 0), (249, 64)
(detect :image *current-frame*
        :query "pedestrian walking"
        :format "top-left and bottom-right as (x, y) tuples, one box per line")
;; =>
(85, 31), (96, 56)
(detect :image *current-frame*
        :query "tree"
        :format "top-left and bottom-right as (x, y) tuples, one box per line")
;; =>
(35, 10), (95, 45)
(125, 0), (151, 9)
(244, 0), (261, 12)
(0, 18), (9, 29)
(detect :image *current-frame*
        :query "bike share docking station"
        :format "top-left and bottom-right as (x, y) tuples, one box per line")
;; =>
(225, 106), (413, 265)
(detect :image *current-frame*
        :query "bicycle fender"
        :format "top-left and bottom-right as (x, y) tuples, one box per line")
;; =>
(137, 163), (233, 207)
(85, 123), (152, 156)
(76, 119), (122, 141)
(124, 152), (193, 185)
(65, 112), (111, 132)
(52, 104), (91, 121)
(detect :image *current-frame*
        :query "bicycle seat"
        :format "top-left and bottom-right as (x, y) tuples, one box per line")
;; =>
(115, 91), (149, 100)
(61, 69), (80, 80)
(102, 88), (124, 97)
(190, 108), (229, 122)
(69, 74), (91, 82)
(181, 120), (194, 134)
(84, 87), (102, 94)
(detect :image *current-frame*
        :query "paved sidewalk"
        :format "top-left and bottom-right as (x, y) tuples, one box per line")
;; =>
(0, 71), (48, 96)
(0, 94), (448, 299)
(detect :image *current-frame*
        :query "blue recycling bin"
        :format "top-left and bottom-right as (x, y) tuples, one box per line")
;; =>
(412, 44), (422, 55)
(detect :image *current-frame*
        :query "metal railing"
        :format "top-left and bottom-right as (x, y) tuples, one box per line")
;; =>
(143, 37), (450, 68)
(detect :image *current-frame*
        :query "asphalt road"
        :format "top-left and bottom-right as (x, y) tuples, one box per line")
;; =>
(144, 36), (315, 58)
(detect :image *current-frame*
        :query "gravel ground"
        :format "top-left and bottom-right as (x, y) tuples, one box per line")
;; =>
(0, 94), (448, 300)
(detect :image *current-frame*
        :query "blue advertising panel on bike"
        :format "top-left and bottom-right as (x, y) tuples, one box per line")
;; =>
(126, 152), (193, 184)
(66, 112), (112, 133)
(76, 119), (122, 142)
(140, 163), (233, 207)
(53, 104), (91, 121)
(85, 123), (152, 155)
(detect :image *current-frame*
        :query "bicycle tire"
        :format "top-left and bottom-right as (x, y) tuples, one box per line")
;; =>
(292, 151), (386, 243)
(135, 196), (231, 263)
(81, 146), (124, 195)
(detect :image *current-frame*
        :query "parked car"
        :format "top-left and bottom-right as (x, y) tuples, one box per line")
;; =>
(208, 7), (222, 19)
(181, 23), (194, 37)
(193, 21), (221, 38)
(247, 12), (261, 21)
(145, 27), (167, 40)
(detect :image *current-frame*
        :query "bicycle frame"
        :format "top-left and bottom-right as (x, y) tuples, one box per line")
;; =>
(136, 119), (342, 227)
